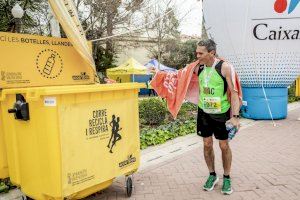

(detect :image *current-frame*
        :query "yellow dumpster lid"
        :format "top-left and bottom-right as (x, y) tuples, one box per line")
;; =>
(0, 83), (145, 100)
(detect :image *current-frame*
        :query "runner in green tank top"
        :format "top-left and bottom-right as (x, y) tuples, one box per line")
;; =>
(195, 39), (241, 195)
(198, 63), (231, 114)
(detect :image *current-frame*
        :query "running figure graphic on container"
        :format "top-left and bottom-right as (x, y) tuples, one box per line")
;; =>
(107, 115), (122, 153)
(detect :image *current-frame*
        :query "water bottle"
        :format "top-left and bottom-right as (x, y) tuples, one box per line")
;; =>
(225, 121), (237, 141)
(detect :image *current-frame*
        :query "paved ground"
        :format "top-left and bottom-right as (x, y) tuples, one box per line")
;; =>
(88, 103), (300, 200)
(1, 103), (300, 200)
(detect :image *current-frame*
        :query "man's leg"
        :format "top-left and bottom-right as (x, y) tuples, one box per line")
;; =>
(116, 134), (122, 142)
(197, 108), (219, 191)
(203, 136), (219, 191)
(219, 140), (232, 175)
(203, 136), (215, 173)
(107, 133), (113, 148)
(110, 136), (117, 153)
(219, 140), (233, 194)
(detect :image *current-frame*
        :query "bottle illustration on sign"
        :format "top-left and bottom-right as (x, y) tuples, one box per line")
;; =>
(36, 49), (63, 79)
(107, 115), (122, 153)
(43, 53), (56, 75)
(1, 71), (5, 81)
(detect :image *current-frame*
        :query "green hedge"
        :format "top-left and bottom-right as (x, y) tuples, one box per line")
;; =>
(0, 179), (13, 193)
(140, 119), (196, 149)
(138, 98), (198, 149)
(139, 98), (167, 125)
(288, 82), (300, 103)
(177, 102), (197, 120)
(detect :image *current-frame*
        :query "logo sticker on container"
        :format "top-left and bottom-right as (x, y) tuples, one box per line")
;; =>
(44, 97), (57, 107)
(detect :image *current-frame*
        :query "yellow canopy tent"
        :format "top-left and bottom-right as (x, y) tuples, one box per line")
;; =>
(107, 58), (148, 83)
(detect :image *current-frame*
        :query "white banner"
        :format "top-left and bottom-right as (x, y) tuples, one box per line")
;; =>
(203, 0), (300, 87)
(48, 0), (97, 77)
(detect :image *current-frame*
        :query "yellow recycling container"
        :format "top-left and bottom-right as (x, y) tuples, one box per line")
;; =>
(0, 83), (143, 199)
(1, 96), (22, 186)
(296, 77), (300, 97)
(0, 104), (9, 179)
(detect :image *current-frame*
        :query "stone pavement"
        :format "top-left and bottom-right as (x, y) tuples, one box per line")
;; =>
(1, 103), (300, 200)
(88, 102), (300, 200)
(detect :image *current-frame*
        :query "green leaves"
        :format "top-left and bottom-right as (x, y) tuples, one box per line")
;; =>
(158, 39), (198, 70)
(0, 181), (9, 193)
(139, 98), (167, 125)
(139, 119), (196, 150)
(0, 179), (11, 193)
(0, 0), (46, 33)
(139, 100), (197, 149)
(288, 82), (300, 103)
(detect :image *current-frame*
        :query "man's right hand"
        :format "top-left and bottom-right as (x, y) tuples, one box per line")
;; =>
(149, 66), (158, 74)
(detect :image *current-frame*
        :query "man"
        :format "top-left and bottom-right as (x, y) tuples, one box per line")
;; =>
(195, 39), (240, 195)
(107, 115), (117, 150)
(109, 116), (122, 153)
(147, 76), (156, 96)
(104, 77), (116, 84)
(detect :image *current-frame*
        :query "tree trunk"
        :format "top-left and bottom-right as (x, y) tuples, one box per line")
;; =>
(201, 15), (208, 39)
(105, 0), (114, 62)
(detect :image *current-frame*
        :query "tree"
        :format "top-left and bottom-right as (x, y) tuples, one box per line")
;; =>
(0, 0), (47, 34)
(144, 0), (180, 68)
(75, 0), (147, 73)
(201, 15), (208, 40)
(160, 39), (197, 69)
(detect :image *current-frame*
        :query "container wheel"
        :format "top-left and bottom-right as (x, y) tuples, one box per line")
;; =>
(126, 176), (133, 197)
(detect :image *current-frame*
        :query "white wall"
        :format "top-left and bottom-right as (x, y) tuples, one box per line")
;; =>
(115, 38), (157, 65)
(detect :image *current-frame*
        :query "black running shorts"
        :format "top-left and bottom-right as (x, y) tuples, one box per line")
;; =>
(197, 107), (230, 140)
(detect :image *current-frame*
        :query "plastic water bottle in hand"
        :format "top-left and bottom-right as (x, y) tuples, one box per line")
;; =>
(226, 121), (238, 141)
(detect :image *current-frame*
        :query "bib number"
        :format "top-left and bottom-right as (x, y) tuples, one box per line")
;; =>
(203, 97), (221, 114)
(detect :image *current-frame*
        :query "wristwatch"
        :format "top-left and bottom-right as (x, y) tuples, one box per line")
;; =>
(233, 115), (240, 118)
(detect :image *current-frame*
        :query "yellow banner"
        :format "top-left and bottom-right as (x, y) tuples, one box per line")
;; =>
(0, 32), (95, 88)
(48, 0), (96, 73)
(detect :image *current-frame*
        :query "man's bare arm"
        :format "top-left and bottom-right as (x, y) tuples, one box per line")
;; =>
(222, 63), (240, 127)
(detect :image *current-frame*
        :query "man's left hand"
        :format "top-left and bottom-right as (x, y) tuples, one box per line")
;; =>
(229, 117), (240, 130)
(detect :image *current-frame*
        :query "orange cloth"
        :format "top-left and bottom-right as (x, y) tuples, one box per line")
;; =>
(150, 60), (243, 119)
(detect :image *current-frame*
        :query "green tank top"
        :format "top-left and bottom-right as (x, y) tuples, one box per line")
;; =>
(198, 63), (230, 114)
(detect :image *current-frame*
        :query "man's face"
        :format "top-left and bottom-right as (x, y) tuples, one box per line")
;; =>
(196, 46), (215, 65)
